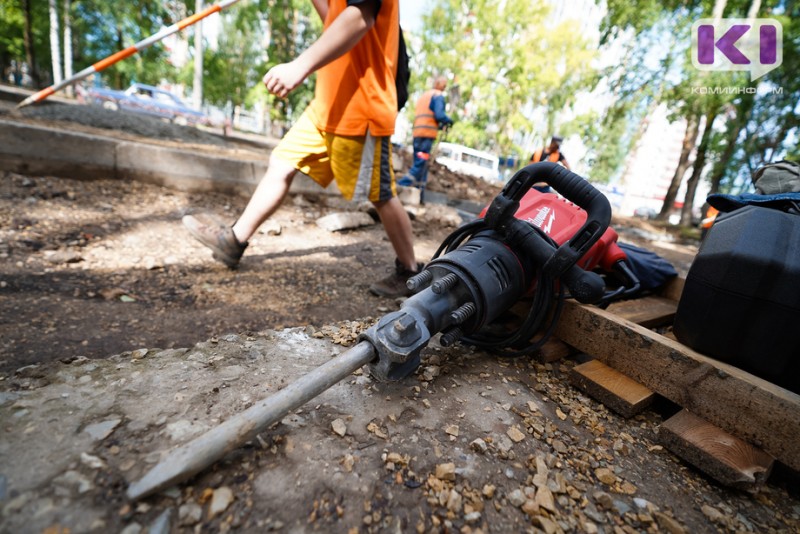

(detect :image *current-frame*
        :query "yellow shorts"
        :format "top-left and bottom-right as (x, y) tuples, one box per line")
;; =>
(271, 110), (397, 202)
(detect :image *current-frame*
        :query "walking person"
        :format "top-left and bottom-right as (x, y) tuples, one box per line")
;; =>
(182, 0), (421, 298)
(398, 75), (454, 201)
(529, 135), (569, 193)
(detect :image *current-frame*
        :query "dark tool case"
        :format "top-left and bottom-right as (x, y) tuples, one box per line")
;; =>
(673, 205), (800, 393)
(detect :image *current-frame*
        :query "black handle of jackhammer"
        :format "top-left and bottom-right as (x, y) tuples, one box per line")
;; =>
(488, 162), (611, 277)
(484, 162), (609, 303)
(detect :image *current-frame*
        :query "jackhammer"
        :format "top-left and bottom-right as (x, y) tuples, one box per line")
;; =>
(127, 161), (640, 500)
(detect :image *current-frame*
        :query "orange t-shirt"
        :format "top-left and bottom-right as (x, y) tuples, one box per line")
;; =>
(306, 0), (399, 137)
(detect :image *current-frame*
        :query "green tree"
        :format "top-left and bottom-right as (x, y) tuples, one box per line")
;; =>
(415, 0), (598, 156)
(601, 0), (795, 225)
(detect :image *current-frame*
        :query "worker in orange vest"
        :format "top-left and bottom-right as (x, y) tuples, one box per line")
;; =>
(529, 135), (570, 193)
(398, 75), (454, 201)
(700, 205), (719, 239)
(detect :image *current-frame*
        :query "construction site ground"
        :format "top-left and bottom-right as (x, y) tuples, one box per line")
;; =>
(0, 99), (798, 533)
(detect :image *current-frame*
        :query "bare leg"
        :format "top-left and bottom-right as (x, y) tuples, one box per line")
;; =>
(372, 197), (417, 271)
(232, 155), (297, 243)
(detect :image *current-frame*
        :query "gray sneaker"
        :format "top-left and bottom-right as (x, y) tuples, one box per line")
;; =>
(182, 214), (247, 268)
(369, 259), (424, 298)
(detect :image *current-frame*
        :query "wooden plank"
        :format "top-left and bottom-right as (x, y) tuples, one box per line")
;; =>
(535, 337), (577, 363)
(554, 299), (800, 472)
(570, 359), (655, 418)
(659, 410), (774, 489)
(607, 296), (677, 328)
(657, 276), (685, 302)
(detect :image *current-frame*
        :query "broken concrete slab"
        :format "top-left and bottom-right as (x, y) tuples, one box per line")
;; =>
(316, 212), (376, 232)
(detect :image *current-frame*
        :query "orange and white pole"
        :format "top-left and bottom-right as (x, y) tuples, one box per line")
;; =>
(15, 0), (243, 110)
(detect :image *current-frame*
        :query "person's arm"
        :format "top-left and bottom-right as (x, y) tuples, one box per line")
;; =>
(310, 0), (328, 20)
(263, 1), (379, 98)
(429, 94), (453, 127)
(559, 153), (571, 170)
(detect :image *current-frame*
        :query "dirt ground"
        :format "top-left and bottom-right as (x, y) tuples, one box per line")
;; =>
(2, 100), (795, 534)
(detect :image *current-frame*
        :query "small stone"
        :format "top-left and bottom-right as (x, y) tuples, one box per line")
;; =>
(701, 505), (724, 524)
(435, 463), (456, 481)
(508, 489), (526, 507)
(331, 418), (347, 437)
(446, 489), (462, 512)
(470, 438), (488, 453)
(613, 499), (631, 515)
(464, 511), (481, 523)
(496, 435), (514, 453)
(386, 452), (404, 465)
(445, 424), (459, 437)
(341, 454), (355, 472)
(506, 426), (525, 443)
(83, 419), (121, 441)
(655, 512), (686, 534)
(594, 467), (616, 485)
(482, 484), (496, 499)
(208, 487), (234, 519)
(53, 470), (93, 494)
(80, 452), (105, 469)
(555, 408), (567, 420)
(178, 503), (202, 526)
(620, 481), (637, 494)
(593, 491), (614, 510)
(535, 486), (556, 512)
(534, 516), (558, 534)
(521, 499), (539, 516)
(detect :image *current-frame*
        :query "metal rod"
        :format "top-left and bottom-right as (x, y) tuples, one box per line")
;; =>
(15, 0), (244, 110)
(126, 340), (377, 501)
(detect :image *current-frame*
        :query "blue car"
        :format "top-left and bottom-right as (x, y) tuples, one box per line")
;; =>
(87, 83), (208, 126)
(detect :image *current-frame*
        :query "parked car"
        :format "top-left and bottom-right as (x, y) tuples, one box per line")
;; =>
(86, 83), (208, 126)
(633, 206), (658, 220)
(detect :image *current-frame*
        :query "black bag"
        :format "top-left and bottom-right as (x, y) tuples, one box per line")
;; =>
(396, 26), (410, 111)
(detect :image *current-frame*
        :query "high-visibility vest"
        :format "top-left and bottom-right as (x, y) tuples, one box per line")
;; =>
(701, 206), (719, 229)
(530, 148), (561, 163)
(412, 89), (442, 139)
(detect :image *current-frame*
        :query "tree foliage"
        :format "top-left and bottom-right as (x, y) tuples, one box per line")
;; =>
(0, 0), (320, 125)
(414, 0), (598, 156)
(600, 0), (798, 222)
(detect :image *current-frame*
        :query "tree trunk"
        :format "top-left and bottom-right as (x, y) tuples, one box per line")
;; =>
(707, 94), (755, 195)
(63, 0), (73, 97)
(712, 0), (728, 21)
(657, 114), (700, 221)
(680, 111), (718, 226)
(193, 0), (204, 110)
(747, 0), (762, 19)
(22, 0), (40, 86)
(49, 0), (63, 86)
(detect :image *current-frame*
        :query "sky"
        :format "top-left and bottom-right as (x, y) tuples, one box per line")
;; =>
(400, 0), (427, 32)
